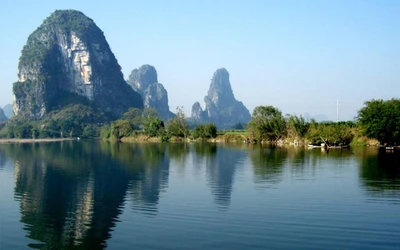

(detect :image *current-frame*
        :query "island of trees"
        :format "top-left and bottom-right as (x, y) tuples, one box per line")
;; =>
(2, 98), (399, 148)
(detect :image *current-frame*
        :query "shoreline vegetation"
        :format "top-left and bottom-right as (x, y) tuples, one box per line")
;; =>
(1, 99), (399, 148)
(101, 106), (382, 147)
(118, 132), (379, 146)
(0, 138), (76, 144)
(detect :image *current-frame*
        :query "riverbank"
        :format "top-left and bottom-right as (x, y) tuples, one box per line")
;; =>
(0, 138), (76, 144)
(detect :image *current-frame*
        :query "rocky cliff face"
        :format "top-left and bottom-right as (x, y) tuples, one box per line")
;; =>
(13, 10), (143, 120)
(127, 65), (174, 120)
(191, 68), (251, 128)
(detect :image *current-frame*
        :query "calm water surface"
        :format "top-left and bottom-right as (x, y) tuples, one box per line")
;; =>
(0, 141), (399, 249)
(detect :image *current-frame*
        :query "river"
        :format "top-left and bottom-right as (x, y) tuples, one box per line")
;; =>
(0, 141), (399, 249)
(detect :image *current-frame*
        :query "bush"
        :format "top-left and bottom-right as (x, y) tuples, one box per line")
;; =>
(358, 99), (400, 145)
(192, 123), (217, 140)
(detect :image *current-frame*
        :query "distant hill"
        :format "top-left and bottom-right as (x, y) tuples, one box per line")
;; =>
(3, 104), (13, 118)
(0, 108), (8, 122)
(303, 113), (330, 122)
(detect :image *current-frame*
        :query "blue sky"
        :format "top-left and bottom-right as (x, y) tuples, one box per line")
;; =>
(1, 0), (399, 121)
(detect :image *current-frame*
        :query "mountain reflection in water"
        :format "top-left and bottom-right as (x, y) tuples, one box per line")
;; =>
(0, 142), (399, 249)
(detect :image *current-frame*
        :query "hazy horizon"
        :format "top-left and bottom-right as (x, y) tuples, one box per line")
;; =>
(1, 0), (399, 121)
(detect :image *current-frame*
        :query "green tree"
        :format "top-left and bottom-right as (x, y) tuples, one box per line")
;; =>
(358, 99), (400, 145)
(100, 124), (111, 139)
(122, 108), (142, 121)
(82, 125), (98, 138)
(287, 115), (309, 139)
(306, 121), (354, 146)
(110, 119), (137, 140)
(166, 107), (189, 138)
(192, 123), (217, 140)
(143, 116), (164, 137)
(141, 108), (165, 137)
(14, 122), (33, 138)
(248, 106), (287, 142)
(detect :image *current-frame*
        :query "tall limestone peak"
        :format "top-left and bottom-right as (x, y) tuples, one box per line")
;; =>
(191, 68), (251, 128)
(128, 64), (158, 90)
(13, 9), (143, 120)
(207, 68), (235, 107)
(127, 65), (174, 120)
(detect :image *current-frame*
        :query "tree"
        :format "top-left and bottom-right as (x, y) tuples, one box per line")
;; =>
(141, 108), (165, 137)
(166, 107), (189, 138)
(143, 116), (164, 137)
(122, 108), (143, 129)
(82, 125), (98, 138)
(110, 119), (137, 140)
(192, 123), (217, 140)
(287, 115), (309, 140)
(248, 106), (287, 142)
(358, 99), (400, 145)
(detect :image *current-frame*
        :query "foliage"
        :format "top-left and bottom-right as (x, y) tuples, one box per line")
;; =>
(192, 123), (217, 140)
(231, 122), (246, 130)
(82, 125), (98, 138)
(122, 108), (142, 122)
(287, 115), (309, 139)
(100, 124), (111, 139)
(166, 107), (189, 138)
(0, 104), (104, 139)
(44, 104), (105, 138)
(306, 121), (355, 145)
(13, 80), (35, 98)
(141, 108), (165, 137)
(100, 108), (165, 140)
(143, 116), (165, 137)
(358, 99), (400, 146)
(248, 106), (287, 142)
(109, 119), (138, 140)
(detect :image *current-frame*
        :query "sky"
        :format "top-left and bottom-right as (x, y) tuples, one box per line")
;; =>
(0, 0), (399, 121)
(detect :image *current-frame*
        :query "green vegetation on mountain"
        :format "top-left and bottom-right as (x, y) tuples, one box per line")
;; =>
(0, 104), (106, 139)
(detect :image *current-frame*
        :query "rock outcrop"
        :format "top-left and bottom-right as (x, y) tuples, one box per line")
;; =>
(191, 68), (251, 128)
(127, 65), (174, 120)
(0, 108), (8, 122)
(12, 10), (143, 120)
